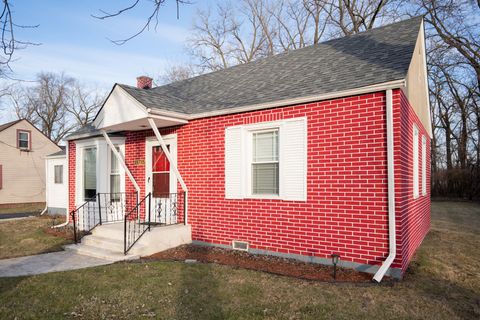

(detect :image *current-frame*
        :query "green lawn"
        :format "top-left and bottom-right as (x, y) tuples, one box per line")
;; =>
(0, 216), (72, 259)
(0, 201), (479, 319)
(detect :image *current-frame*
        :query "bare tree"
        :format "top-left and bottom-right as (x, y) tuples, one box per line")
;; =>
(93, 0), (191, 45)
(8, 72), (105, 143)
(0, 1), (39, 77)
(66, 83), (105, 126)
(157, 64), (198, 84)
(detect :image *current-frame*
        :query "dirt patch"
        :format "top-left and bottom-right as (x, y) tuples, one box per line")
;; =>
(43, 225), (75, 241)
(144, 244), (375, 283)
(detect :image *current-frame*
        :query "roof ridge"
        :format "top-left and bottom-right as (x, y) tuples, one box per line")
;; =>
(150, 16), (423, 90)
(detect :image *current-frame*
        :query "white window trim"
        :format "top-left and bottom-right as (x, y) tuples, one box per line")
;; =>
(421, 135), (427, 196)
(413, 124), (419, 199)
(18, 130), (30, 150)
(247, 127), (282, 199)
(54, 165), (64, 184)
(227, 117), (307, 201)
(74, 137), (125, 206)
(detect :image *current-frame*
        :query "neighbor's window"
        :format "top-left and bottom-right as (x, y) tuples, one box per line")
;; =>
(413, 125), (419, 198)
(110, 147), (121, 202)
(83, 147), (96, 200)
(17, 130), (30, 150)
(252, 129), (279, 195)
(422, 135), (427, 196)
(54, 165), (63, 184)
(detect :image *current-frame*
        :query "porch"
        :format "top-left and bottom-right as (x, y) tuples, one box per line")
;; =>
(65, 192), (191, 260)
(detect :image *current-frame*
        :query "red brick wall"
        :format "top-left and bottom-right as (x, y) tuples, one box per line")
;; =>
(122, 91), (392, 269)
(67, 89), (430, 273)
(68, 141), (76, 213)
(394, 90), (431, 272)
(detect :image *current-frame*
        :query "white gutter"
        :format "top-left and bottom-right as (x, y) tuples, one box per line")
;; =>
(101, 130), (141, 196)
(373, 89), (396, 282)
(147, 118), (189, 224)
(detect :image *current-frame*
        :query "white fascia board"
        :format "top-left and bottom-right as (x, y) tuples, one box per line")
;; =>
(147, 79), (406, 121)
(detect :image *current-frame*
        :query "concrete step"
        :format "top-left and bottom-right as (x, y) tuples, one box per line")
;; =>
(64, 244), (139, 261)
(82, 235), (126, 252)
(91, 223), (124, 239)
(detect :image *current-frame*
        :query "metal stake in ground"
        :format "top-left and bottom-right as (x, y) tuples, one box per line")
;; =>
(331, 254), (340, 280)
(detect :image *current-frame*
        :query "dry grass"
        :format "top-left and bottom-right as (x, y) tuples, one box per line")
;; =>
(0, 203), (45, 214)
(0, 216), (72, 259)
(0, 201), (478, 319)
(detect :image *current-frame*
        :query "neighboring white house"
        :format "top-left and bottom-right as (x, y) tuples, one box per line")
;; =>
(45, 150), (68, 215)
(0, 119), (62, 207)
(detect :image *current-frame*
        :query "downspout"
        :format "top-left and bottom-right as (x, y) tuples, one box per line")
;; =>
(147, 117), (189, 224)
(373, 89), (396, 282)
(101, 130), (141, 199)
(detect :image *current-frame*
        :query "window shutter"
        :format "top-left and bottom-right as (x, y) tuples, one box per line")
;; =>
(281, 118), (307, 201)
(225, 126), (244, 199)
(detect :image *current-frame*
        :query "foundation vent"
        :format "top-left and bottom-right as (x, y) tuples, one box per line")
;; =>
(232, 240), (249, 251)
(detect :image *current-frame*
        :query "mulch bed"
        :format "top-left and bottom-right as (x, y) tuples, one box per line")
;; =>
(43, 225), (76, 241)
(144, 244), (376, 283)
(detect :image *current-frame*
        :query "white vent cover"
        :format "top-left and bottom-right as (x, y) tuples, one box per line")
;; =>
(232, 240), (249, 251)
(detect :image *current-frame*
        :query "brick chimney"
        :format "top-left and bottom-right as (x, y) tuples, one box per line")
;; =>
(136, 76), (153, 89)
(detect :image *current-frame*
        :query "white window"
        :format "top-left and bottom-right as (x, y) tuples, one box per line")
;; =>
(17, 130), (30, 150)
(422, 135), (427, 196)
(83, 147), (97, 200)
(225, 117), (307, 201)
(413, 125), (419, 198)
(252, 130), (279, 195)
(110, 147), (121, 202)
(54, 165), (63, 184)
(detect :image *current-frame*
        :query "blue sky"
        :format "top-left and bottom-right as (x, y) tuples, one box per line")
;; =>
(7, 0), (213, 87)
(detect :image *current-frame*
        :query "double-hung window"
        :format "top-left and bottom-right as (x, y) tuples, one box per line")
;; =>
(421, 135), (427, 196)
(225, 117), (307, 201)
(110, 147), (121, 202)
(17, 130), (30, 150)
(413, 125), (419, 198)
(251, 130), (279, 195)
(83, 147), (97, 200)
(54, 165), (63, 184)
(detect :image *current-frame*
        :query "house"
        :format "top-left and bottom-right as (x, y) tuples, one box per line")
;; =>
(45, 149), (68, 215)
(0, 119), (62, 208)
(63, 17), (430, 282)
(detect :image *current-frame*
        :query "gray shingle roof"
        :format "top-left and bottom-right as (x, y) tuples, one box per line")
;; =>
(119, 17), (422, 115)
(47, 149), (66, 157)
(0, 119), (22, 132)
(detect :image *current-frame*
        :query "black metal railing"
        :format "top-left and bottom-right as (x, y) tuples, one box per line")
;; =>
(96, 192), (138, 224)
(70, 197), (99, 244)
(124, 192), (151, 254)
(151, 192), (186, 225)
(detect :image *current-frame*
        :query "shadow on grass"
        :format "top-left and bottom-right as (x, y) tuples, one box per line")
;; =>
(174, 254), (226, 319)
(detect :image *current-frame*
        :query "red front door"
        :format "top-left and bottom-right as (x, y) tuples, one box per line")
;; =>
(152, 145), (170, 198)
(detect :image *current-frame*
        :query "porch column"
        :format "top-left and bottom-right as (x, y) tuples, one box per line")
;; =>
(101, 130), (141, 198)
(147, 117), (189, 224)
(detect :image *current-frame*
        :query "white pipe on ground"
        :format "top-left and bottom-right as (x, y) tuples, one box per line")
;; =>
(373, 89), (396, 282)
